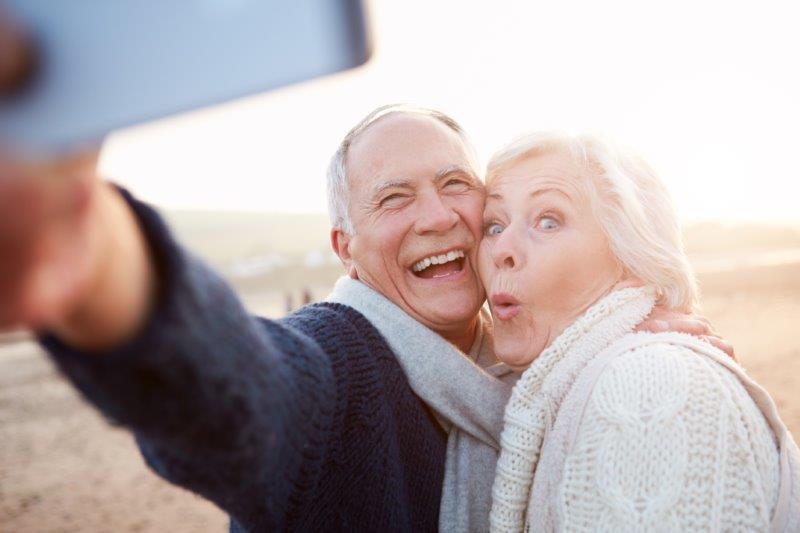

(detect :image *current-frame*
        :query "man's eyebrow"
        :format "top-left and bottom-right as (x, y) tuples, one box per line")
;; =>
(371, 165), (477, 198)
(371, 178), (414, 197)
(435, 164), (478, 182)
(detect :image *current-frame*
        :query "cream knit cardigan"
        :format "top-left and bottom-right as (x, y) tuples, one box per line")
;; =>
(490, 287), (800, 532)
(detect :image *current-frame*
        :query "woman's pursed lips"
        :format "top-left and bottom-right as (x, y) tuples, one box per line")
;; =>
(490, 292), (522, 321)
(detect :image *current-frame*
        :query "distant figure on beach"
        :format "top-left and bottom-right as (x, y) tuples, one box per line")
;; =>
(301, 287), (313, 306)
(283, 291), (294, 314)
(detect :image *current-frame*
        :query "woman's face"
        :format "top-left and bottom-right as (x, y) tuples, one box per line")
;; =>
(478, 149), (628, 370)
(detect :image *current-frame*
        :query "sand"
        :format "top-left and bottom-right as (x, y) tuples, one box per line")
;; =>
(2, 265), (799, 532)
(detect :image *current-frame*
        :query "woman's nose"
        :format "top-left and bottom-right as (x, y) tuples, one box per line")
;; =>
(491, 227), (523, 271)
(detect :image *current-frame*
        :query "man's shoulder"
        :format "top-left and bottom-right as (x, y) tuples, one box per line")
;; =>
(280, 302), (379, 337)
(276, 302), (396, 363)
(284, 301), (370, 323)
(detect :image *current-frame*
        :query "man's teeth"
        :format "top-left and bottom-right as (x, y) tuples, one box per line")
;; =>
(412, 250), (465, 272)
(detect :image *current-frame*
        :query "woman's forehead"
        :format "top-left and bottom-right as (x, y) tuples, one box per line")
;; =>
(490, 147), (582, 180)
(486, 156), (586, 202)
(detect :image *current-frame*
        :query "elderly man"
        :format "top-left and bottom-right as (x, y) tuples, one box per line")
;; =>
(0, 104), (725, 532)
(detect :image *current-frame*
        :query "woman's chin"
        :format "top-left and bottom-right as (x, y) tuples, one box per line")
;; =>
(493, 341), (539, 372)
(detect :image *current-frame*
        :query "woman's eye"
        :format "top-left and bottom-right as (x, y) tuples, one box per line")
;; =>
(536, 216), (559, 230)
(484, 222), (504, 236)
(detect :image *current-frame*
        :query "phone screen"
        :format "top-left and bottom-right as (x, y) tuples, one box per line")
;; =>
(0, 0), (371, 152)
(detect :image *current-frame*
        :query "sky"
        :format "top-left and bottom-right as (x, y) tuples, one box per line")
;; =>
(100, 0), (800, 224)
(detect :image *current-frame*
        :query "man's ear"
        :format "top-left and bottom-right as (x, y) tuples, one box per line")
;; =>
(330, 229), (358, 279)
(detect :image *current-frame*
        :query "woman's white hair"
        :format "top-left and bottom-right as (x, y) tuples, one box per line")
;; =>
(487, 132), (698, 311)
(326, 104), (478, 234)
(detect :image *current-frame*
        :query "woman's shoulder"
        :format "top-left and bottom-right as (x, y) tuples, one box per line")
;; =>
(573, 331), (780, 461)
(601, 331), (736, 385)
(593, 332), (750, 407)
(558, 332), (781, 530)
(584, 334), (706, 425)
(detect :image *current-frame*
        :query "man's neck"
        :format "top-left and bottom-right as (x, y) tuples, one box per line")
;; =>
(437, 315), (481, 353)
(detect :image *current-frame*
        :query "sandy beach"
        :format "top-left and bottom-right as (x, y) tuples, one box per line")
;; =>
(2, 256), (799, 532)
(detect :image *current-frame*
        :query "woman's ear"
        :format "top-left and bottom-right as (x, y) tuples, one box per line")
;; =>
(612, 265), (645, 292)
(612, 278), (645, 291)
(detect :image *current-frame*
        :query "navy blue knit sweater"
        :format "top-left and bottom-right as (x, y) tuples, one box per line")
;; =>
(42, 191), (447, 532)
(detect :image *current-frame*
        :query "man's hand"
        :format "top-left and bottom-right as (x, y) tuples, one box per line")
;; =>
(637, 306), (736, 361)
(0, 148), (156, 350)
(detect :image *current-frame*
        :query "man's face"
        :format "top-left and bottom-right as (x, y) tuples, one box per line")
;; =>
(336, 114), (486, 334)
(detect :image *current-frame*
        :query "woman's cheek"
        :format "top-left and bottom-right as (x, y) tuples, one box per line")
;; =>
(528, 240), (585, 306)
(476, 240), (493, 286)
(527, 248), (564, 293)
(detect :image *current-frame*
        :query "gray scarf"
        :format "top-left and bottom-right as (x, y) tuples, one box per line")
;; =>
(328, 277), (517, 532)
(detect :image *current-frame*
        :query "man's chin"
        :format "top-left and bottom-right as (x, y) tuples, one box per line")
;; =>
(408, 293), (483, 326)
(401, 267), (484, 322)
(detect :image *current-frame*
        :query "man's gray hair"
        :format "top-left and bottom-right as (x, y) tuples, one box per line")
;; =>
(487, 132), (699, 311)
(326, 104), (478, 234)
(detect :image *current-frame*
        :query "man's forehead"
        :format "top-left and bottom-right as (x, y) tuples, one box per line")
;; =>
(346, 114), (473, 187)
(353, 111), (459, 145)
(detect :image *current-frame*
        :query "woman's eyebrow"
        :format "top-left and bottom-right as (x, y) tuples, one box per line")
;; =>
(487, 187), (571, 202)
(529, 187), (572, 201)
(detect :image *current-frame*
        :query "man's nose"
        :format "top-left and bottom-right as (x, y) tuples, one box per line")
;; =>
(491, 226), (524, 271)
(413, 192), (459, 235)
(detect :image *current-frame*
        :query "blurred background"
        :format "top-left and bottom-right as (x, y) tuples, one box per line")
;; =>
(2, 0), (800, 530)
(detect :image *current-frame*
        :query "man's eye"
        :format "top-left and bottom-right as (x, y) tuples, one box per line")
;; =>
(484, 222), (504, 236)
(380, 194), (407, 207)
(443, 179), (470, 191)
(536, 216), (559, 230)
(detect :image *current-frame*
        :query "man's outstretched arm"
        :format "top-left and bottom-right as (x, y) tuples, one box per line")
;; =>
(0, 151), (338, 529)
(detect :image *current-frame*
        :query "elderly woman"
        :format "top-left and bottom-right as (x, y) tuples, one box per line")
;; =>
(479, 133), (800, 532)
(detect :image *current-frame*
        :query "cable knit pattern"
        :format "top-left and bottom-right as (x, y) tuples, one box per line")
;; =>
(562, 345), (690, 531)
(561, 346), (779, 531)
(490, 287), (798, 532)
(41, 189), (447, 532)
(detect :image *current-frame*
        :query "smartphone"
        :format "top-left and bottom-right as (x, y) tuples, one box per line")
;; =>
(0, 0), (371, 152)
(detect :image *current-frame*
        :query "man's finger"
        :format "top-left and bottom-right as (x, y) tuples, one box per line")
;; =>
(694, 314), (712, 327)
(701, 335), (737, 362)
(637, 317), (711, 336)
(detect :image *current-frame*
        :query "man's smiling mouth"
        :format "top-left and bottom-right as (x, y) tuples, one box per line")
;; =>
(411, 249), (466, 279)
